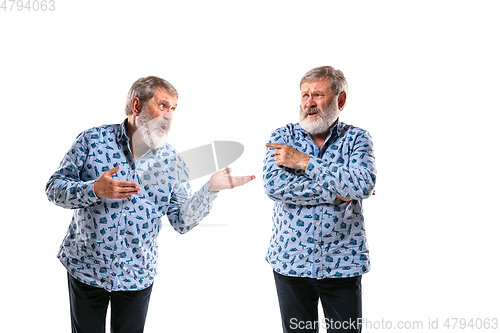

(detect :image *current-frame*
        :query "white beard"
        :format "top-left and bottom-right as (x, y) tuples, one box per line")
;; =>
(135, 107), (171, 149)
(299, 102), (339, 135)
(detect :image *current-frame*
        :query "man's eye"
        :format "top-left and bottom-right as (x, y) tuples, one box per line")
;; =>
(302, 94), (309, 99)
(159, 104), (166, 109)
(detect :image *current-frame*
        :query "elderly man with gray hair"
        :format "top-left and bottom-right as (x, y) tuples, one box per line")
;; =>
(263, 66), (376, 332)
(46, 76), (254, 333)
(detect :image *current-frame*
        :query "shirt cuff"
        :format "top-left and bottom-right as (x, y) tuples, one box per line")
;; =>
(304, 157), (339, 192)
(201, 182), (219, 202)
(82, 180), (101, 205)
(303, 157), (323, 182)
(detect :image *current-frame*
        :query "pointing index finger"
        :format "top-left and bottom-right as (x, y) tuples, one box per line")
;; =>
(266, 143), (285, 149)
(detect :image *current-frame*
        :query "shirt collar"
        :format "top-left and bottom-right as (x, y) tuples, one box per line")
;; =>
(330, 119), (340, 137)
(118, 119), (130, 144)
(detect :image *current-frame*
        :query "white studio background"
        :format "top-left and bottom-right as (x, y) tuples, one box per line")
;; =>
(1, 1), (499, 332)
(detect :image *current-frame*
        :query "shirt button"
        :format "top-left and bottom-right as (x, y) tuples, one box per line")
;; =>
(316, 222), (320, 226)
(315, 244), (320, 248)
(123, 213), (126, 217)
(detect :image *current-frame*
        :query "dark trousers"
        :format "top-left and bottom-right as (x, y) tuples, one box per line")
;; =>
(67, 273), (153, 333)
(273, 271), (362, 333)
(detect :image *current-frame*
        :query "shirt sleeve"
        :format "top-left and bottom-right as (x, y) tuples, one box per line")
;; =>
(45, 130), (101, 209)
(263, 128), (338, 205)
(304, 129), (377, 200)
(165, 155), (218, 234)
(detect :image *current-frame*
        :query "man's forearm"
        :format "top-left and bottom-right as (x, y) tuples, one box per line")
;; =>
(46, 174), (99, 209)
(166, 182), (218, 234)
(263, 163), (338, 205)
(303, 132), (376, 200)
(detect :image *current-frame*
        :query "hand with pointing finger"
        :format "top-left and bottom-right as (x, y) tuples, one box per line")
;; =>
(94, 166), (141, 199)
(266, 143), (311, 170)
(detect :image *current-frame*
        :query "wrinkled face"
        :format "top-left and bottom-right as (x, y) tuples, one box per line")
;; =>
(136, 88), (177, 149)
(299, 78), (340, 135)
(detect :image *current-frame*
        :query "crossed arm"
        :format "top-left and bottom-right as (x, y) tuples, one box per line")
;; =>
(263, 130), (376, 204)
(265, 142), (352, 202)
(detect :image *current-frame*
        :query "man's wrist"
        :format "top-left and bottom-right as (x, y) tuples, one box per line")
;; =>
(207, 180), (219, 193)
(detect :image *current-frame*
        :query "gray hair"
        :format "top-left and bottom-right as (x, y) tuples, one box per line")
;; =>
(125, 76), (178, 116)
(300, 66), (348, 96)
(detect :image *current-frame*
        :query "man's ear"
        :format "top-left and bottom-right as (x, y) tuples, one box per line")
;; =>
(131, 97), (142, 116)
(338, 91), (347, 111)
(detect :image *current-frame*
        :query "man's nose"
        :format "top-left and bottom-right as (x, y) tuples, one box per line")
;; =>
(163, 110), (173, 119)
(304, 95), (317, 108)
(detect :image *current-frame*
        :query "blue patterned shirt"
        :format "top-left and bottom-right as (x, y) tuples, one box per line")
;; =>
(46, 121), (218, 291)
(263, 121), (376, 279)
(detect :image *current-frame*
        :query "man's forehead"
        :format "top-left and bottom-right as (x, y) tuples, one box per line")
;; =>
(154, 88), (177, 105)
(300, 78), (331, 92)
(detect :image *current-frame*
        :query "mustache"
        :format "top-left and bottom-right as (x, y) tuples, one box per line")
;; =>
(143, 117), (171, 130)
(157, 118), (171, 129)
(303, 106), (323, 117)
